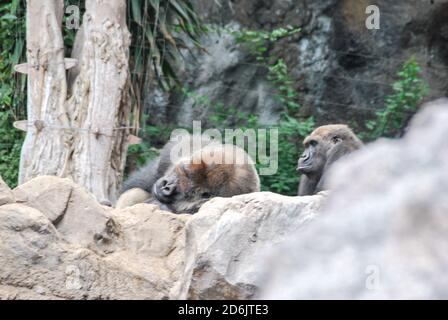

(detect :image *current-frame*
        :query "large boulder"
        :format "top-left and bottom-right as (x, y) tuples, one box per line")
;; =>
(258, 99), (448, 299)
(98, 204), (190, 299)
(175, 192), (326, 299)
(1, 177), (191, 299)
(0, 173), (326, 299)
(13, 176), (110, 248)
(0, 203), (171, 299)
(0, 176), (14, 206)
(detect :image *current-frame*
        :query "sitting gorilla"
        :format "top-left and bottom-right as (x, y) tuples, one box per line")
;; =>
(116, 134), (260, 214)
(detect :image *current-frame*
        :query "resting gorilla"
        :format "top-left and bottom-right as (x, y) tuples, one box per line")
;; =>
(116, 134), (260, 214)
(297, 124), (363, 196)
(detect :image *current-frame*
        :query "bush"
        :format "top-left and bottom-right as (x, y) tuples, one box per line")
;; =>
(364, 58), (428, 140)
(0, 1), (26, 188)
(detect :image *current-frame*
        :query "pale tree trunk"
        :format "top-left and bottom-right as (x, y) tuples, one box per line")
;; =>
(20, 0), (69, 184)
(19, 0), (131, 205)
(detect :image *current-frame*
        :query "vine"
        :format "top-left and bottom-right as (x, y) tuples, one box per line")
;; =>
(363, 57), (428, 140)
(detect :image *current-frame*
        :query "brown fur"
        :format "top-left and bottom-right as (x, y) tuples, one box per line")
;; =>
(298, 124), (363, 196)
(116, 136), (260, 214)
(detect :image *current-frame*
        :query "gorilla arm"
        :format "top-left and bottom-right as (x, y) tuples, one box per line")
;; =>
(115, 159), (160, 209)
(121, 158), (160, 193)
(298, 174), (321, 196)
(115, 188), (152, 209)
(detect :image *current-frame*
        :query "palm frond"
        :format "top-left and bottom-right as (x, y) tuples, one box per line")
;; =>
(128, 0), (205, 91)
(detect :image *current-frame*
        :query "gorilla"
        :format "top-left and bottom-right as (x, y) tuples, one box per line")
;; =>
(116, 133), (260, 214)
(297, 124), (363, 196)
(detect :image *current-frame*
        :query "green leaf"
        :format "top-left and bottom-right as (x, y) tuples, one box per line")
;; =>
(131, 0), (143, 26)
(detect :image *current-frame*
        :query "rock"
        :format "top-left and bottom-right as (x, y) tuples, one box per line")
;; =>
(0, 203), (170, 299)
(97, 204), (191, 299)
(0, 176), (14, 206)
(175, 192), (326, 299)
(5, 176), (192, 299)
(258, 99), (448, 299)
(13, 176), (110, 248)
(1, 175), (327, 299)
(145, 0), (448, 132)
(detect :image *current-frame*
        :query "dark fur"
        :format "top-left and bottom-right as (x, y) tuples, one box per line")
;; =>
(122, 134), (214, 194)
(297, 124), (363, 196)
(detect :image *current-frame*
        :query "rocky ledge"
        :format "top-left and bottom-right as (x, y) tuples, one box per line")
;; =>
(0, 174), (325, 299)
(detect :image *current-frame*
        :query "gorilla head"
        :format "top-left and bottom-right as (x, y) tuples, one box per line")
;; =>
(298, 124), (363, 196)
(151, 144), (260, 214)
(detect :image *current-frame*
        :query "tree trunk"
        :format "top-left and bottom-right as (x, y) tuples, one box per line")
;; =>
(20, 0), (131, 204)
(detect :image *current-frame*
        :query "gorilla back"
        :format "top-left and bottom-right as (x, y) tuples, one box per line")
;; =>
(117, 134), (260, 213)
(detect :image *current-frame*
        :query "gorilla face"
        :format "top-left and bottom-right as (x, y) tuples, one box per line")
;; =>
(297, 134), (344, 175)
(297, 124), (363, 196)
(153, 160), (218, 214)
(297, 138), (328, 175)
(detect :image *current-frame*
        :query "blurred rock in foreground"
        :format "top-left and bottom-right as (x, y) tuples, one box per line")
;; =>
(258, 98), (448, 299)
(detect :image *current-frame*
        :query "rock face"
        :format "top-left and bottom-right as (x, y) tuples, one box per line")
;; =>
(13, 176), (110, 248)
(0, 176), (14, 206)
(258, 99), (448, 299)
(1, 177), (191, 299)
(0, 175), (325, 299)
(175, 192), (326, 299)
(99, 204), (190, 299)
(145, 0), (448, 130)
(0, 203), (169, 299)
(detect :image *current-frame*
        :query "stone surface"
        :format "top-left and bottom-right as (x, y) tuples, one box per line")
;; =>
(144, 0), (448, 132)
(258, 99), (448, 299)
(0, 176), (14, 206)
(175, 192), (326, 299)
(0, 203), (168, 299)
(0, 172), (328, 300)
(13, 176), (110, 248)
(98, 204), (191, 299)
(0, 175), (326, 299)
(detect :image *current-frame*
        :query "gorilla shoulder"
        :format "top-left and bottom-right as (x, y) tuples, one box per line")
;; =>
(297, 124), (363, 196)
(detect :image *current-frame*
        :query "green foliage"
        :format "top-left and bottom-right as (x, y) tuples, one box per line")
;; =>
(232, 26), (314, 195)
(364, 58), (428, 140)
(125, 0), (207, 174)
(128, 0), (206, 91)
(125, 118), (179, 176)
(0, 0), (26, 188)
(232, 26), (301, 60)
(0, 112), (23, 188)
(260, 115), (314, 194)
(162, 27), (313, 195)
(0, 1), (205, 185)
(233, 26), (302, 115)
